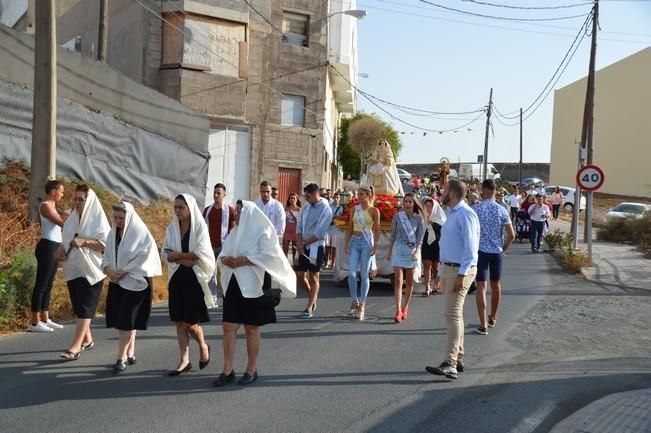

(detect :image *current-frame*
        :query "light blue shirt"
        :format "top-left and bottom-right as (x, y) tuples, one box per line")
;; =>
(297, 198), (333, 247)
(439, 201), (480, 276)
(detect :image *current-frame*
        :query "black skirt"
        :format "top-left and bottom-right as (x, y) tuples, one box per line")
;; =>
(105, 279), (152, 331)
(421, 223), (441, 262)
(67, 277), (104, 319)
(168, 265), (209, 324)
(223, 273), (276, 326)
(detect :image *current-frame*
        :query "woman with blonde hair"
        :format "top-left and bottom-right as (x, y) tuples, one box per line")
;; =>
(344, 186), (380, 320)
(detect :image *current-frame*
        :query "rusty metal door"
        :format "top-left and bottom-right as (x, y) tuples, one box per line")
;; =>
(277, 168), (301, 205)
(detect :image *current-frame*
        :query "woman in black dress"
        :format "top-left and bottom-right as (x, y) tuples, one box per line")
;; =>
(162, 194), (215, 376)
(421, 197), (446, 296)
(103, 202), (162, 373)
(212, 200), (297, 387)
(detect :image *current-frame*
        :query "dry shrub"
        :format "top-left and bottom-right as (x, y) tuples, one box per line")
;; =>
(0, 159), (173, 331)
(560, 250), (591, 274)
(598, 214), (651, 258)
(347, 117), (387, 157)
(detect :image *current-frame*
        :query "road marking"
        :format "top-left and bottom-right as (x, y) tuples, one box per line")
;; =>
(507, 400), (556, 433)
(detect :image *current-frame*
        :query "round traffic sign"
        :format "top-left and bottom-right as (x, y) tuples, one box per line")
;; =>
(576, 164), (605, 192)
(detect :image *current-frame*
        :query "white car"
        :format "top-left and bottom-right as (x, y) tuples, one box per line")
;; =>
(605, 202), (651, 221)
(397, 168), (411, 184)
(544, 186), (586, 213)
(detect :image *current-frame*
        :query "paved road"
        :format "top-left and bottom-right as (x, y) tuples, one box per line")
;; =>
(1, 243), (650, 433)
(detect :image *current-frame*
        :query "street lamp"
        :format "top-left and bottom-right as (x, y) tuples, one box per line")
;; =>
(328, 9), (367, 20)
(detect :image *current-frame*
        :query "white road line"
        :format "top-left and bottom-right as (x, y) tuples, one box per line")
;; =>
(507, 400), (556, 433)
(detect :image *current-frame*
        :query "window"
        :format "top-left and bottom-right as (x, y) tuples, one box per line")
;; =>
(282, 12), (309, 47)
(281, 94), (306, 127)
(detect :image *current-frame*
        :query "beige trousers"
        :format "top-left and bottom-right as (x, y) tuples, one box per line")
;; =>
(441, 264), (477, 366)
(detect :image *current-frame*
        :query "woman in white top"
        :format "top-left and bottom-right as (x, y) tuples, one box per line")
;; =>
(103, 202), (162, 373)
(213, 200), (296, 387)
(30, 179), (66, 333)
(57, 185), (110, 360)
(509, 187), (521, 221)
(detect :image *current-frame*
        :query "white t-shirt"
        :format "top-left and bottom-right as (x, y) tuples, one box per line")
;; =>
(510, 195), (521, 208)
(528, 203), (551, 222)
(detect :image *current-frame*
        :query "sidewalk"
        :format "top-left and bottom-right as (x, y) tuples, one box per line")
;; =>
(549, 219), (650, 291)
(549, 388), (651, 433)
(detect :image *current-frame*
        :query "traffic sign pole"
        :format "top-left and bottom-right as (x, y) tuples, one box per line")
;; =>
(576, 164), (605, 261)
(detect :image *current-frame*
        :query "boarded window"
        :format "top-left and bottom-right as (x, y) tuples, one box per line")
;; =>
(281, 94), (306, 127)
(182, 16), (246, 77)
(282, 12), (309, 47)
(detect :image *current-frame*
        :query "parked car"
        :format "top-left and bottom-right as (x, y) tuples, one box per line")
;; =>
(397, 168), (411, 184)
(544, 186), (586, 213)
(520, 177), (545, 189)
(605, 202), (651, 221)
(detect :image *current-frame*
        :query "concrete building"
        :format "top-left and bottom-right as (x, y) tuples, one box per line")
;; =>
(549, 47), (651, 198)
(5, 0), (360, 206)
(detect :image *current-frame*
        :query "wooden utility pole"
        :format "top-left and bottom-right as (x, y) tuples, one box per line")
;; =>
(582, 0), (599, 262)
(519, 108), (523, 186)
(482, 88), (493, 181)
(98, 0), (109, 62)
(28, 0), (57, 222)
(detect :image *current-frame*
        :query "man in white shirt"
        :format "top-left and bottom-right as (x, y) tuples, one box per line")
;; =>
(255, 181), (285, 239)
(528, 194), (550, 253)
(509, 188), (521, 221)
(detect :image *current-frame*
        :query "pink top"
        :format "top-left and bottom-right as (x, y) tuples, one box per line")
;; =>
(551, 192), (563, 205)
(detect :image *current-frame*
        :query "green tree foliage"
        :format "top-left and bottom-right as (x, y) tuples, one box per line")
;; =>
(337, 112), (402, 179)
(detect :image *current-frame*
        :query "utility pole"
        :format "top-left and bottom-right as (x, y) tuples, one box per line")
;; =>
(98, 0), (109, 62)
(482, 88), (493, 181)
(519, 108), (523, 186)
(28, 0), (57, 222)
(579, 0), (599, 261)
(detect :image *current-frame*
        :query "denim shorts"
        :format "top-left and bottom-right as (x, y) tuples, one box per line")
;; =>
(476, 251), (503, 282)
(391, 241), (418, 269)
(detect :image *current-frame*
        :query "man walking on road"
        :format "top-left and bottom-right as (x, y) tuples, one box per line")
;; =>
(426, 180), (479, 380)
(255, 181), (285, 240)
(472, 180), (515, 336)
(296, 184), (332, 318)
(528, 194), (550, 253)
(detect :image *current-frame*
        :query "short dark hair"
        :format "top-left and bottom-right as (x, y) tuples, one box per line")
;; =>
(75, 184), (90, 194)
(45, 179), (63, 194)
(446, 180), (466, 200)
(214, 183), (226, 192)
(175, 194), (188, 205)
(260, 181), (271, 188)
(482, 179), (496, 192)
(271, 187), (278, 192)
(304, 183), (319, 194)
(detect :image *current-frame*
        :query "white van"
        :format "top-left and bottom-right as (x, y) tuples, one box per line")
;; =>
(459, 163), (501, 181)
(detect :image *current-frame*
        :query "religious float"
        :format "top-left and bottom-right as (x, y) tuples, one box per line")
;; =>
(333, 140), (417, 284)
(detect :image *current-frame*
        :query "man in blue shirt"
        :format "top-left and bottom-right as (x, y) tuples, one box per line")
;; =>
(472, 180), (515, 336)
(296, 183), (332, 318)
(426, 180), (479, 380)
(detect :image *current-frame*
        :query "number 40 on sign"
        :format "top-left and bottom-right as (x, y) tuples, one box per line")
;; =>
(576, 164), (605, 192)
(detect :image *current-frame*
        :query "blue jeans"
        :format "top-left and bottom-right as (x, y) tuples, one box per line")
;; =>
(348, 235), (372, 305)
(530, 221), (545, 251)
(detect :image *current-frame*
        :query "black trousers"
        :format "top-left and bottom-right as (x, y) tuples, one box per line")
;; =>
(31, 239), (61, 313)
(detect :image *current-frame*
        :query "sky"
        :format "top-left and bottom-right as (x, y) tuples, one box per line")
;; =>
(350, 0), (651, 164)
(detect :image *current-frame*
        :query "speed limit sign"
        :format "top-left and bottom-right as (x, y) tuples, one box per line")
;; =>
(576, 164), (605, 192)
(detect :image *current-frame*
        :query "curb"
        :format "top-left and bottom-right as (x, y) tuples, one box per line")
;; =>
(549, 388), (651, 433)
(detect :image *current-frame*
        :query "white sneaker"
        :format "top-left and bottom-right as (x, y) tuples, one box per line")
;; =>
(31, 322), (54, 333)
(45, 319), (64, 329)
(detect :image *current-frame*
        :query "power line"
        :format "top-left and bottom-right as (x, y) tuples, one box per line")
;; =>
(494, 9), (593, 120)
(461, 0), (594, 10)
(240, 0), (284, 34)
(419, 0), (592, 21)
(356, 90), (485, 116)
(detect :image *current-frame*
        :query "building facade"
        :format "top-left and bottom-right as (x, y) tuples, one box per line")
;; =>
(8, 0), (359, 206)
(549, 47), (651, 198)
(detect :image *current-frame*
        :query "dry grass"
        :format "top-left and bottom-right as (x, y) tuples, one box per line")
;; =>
(560, 250), (592, 274)
(0, 159), (172, 331)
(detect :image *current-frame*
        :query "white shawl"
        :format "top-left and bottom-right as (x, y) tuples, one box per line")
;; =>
(218, 200), (296, 299)
(62, 189), (110, 285)
(162, 194), (216, 308)
(102, 202), (162, 291)
(426, 199), (447, 245)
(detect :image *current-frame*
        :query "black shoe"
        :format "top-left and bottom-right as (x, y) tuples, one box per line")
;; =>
(113, 359), (126, 373)
(238, 371), (258, 386)
(488, 316), (496, 328)
(467, 282), (477, 295)
(168, 362), (192, 376)
(457, 359), (464, 373)
(475, 327), (488, 335)
(199, 344), (211, 370)
(425, 362), (458, 380)
(127, 356), (137, 365)
(212, 371), (236, 387)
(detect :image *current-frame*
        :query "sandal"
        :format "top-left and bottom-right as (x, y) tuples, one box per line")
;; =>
(81, 341), (95, 351)
(60, 350), (81, 361)
(422, 288), (432, 297)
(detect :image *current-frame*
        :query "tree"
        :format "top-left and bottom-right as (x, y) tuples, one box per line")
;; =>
(337, 112), (402, 179)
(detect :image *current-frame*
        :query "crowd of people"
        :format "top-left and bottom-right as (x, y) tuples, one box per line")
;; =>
(28, 175), (558, 383)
